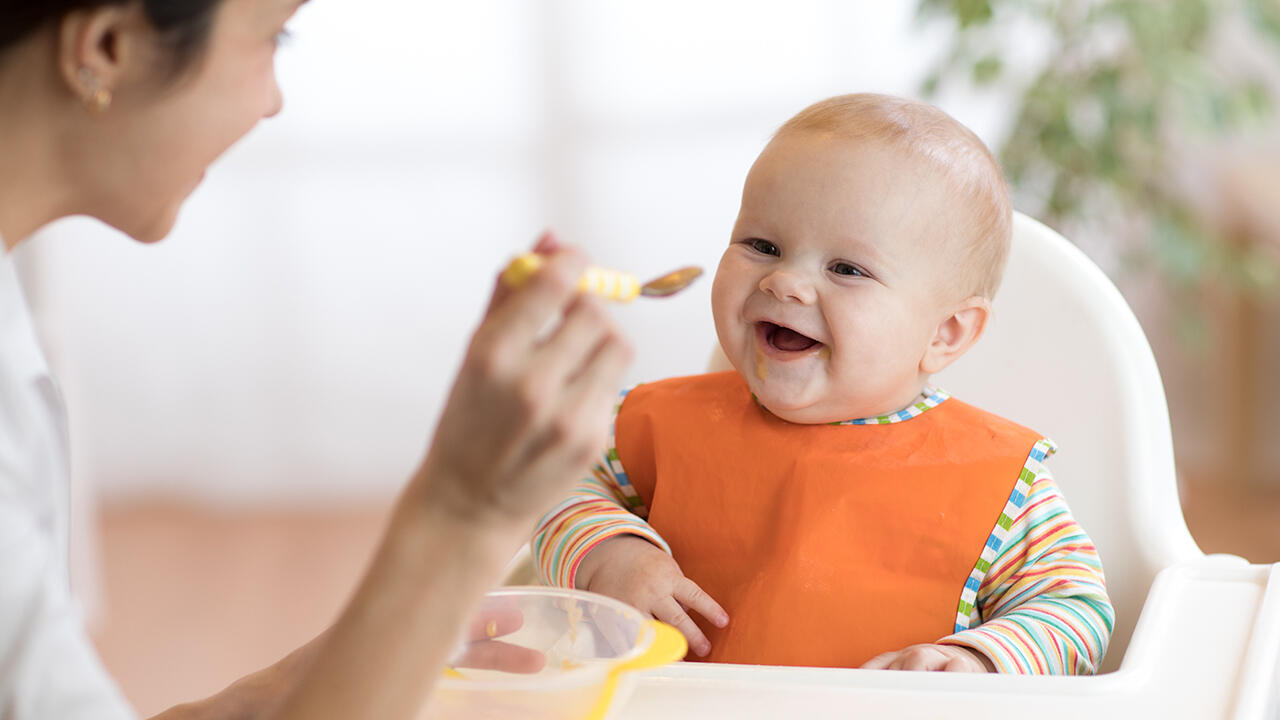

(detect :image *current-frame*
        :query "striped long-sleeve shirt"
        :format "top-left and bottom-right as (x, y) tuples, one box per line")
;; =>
(531, 388), (1115, 675)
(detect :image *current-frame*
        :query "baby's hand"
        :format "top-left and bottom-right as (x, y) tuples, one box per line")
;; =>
(862, 643), (995, 673)
(575, 534), (729, 657)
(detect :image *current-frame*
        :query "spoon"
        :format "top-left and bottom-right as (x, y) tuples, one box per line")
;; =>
(500, 253), (703, 303)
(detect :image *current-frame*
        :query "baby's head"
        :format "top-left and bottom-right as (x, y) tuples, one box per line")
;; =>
(711, 93), (1012, 424)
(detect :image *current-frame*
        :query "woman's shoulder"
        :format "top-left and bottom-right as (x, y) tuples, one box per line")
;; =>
(0, 252), (68, 500)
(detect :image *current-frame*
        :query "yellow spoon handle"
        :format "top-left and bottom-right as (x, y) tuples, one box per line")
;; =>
(501, 253), (641, 303)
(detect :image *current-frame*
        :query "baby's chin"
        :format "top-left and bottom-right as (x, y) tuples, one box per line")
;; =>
(739, 369), (901, 424)
(742, 374), (842, 424)
(758, 394), (891, 424)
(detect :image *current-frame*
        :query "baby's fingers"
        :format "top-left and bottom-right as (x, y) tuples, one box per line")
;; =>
(673, 577), (729, 629)
(654, 596), (709, 658)
(896, 648), (943, 671)
(862, 645), (955, 672)
(860, 650), (899, 670)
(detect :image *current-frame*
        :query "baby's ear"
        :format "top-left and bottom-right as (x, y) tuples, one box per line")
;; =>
(919, 296), (991, 375)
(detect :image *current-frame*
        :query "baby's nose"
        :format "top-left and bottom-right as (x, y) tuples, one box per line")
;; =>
(759, 270), (817, 304)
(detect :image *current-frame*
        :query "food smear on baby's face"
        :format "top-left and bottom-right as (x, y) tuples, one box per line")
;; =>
(754, 342), (769, 380)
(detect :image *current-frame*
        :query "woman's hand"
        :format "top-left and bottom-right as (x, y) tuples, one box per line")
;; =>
(452, 599), (546, 673)
(256, 233), (631, 720)
(411, 231), (634, 530)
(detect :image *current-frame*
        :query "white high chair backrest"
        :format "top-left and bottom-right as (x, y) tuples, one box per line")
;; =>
(706, 212), (1202, 673)
(932, 212), (1201, 671)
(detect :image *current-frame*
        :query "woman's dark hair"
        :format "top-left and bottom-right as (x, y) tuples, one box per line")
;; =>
(0, 0), (225, 76)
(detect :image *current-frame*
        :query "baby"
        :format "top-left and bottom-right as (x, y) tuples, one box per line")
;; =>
(532, 94), (1113, 673)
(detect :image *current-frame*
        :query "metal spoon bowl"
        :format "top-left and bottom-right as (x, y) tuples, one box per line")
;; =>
(640, 266), (704, 297)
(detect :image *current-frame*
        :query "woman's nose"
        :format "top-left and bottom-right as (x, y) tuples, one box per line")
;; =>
(759, 269), (817, 304)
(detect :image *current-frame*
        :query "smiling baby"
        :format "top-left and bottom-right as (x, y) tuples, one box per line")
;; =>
(531, 93), (1114, 674)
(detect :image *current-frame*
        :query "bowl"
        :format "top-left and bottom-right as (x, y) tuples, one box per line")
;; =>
(422, 586), (686, 720)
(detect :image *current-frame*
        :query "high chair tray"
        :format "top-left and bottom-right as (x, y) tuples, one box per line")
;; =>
(614, 559), (1280, 720)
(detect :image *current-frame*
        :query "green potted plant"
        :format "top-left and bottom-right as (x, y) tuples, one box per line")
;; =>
(918, 0), (1280, 298)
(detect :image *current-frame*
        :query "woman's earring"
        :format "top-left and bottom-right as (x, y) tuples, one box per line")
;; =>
(77, 68), (113, 114)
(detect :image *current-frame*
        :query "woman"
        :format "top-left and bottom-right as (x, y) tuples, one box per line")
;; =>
(0, 1), (632, 718)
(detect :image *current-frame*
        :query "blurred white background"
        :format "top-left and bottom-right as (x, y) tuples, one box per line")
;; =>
(20, 0), (1000, 507)
(17, 1), (998, 504)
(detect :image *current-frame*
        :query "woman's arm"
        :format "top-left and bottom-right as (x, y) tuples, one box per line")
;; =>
(151, 236), (633, 720)
(146, 500), (526, 720)
(262, 492), (537, 719)
(281, 241), (630, 719)
(148, 636), (323, 720)
(148, 499), (544, 720)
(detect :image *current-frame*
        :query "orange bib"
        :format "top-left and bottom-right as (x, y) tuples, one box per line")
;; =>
(614, 371), (1043, 667)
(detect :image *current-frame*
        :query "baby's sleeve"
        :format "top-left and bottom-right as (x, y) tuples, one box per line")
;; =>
(530, 389), (672, 589)
(937, 458), (1115, 674)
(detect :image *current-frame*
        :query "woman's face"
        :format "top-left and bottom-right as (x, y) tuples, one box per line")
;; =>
(87, 0), (303, 242)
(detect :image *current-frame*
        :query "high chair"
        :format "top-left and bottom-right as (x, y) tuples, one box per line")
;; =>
(507, 213), (1280, 719)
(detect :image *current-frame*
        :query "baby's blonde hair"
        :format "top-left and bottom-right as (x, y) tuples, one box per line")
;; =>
(777, 93), (1012, 300)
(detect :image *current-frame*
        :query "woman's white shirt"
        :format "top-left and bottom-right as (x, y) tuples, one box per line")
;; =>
(0, 246), (135, 719)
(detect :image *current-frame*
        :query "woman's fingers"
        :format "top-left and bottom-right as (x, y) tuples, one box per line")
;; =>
(532, 229), (561, 253)
(464, 599), (525, 642)
(454, 640), (546, 674)
(482, 230), (564, 317)
(526, 293), (612, 391)
(653, 596), (710, 658)
(418, 235), (630, 525)
(672, 577), (729, 629)
(480, 247), (587, 356)
(518, 330), (632, 479)
(564, 329), (633, 414)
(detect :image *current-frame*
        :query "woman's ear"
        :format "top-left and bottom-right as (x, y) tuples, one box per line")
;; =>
(56, 4), (145, 108)
(919, 295), (991, 375)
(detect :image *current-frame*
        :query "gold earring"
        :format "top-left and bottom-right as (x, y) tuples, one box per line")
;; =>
(89, 87), (112, 114)
(77, 68), (112, 114)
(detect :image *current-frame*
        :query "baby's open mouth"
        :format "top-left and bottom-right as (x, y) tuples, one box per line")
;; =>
(759, 321), (821, 353)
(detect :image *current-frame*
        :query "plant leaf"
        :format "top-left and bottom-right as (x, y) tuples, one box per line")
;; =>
(972, 55), (1003, 84)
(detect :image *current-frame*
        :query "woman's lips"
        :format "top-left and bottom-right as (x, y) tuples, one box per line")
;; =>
(755, 321), (823, 357)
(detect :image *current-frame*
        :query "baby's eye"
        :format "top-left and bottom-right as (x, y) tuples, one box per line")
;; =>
(748, 238), (780, 256)
(829, 262), (865, 277)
